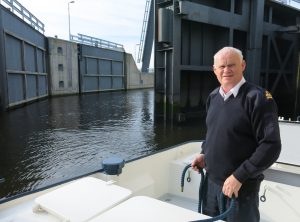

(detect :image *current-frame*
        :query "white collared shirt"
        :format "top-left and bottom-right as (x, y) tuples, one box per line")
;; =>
(219, 77), (246, 101)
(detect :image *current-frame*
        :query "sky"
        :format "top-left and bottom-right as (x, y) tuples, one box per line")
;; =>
(12, 0), (300, 69)
(17, 0), (146, 57)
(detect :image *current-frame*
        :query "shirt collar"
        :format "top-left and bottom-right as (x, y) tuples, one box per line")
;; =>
(219, 77), (246, 100)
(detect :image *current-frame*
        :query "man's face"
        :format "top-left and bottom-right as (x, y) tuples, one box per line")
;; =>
(213, 51), (246, 92)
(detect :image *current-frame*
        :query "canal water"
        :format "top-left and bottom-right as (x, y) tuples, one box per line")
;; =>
(0, 89), (206, 200)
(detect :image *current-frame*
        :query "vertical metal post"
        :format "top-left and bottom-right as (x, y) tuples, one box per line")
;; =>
(295, 53), (300, 117)
(172, 1), (182, 122)
(134, 43), (140, 62)
(246, 0), (264, 84)
(164, 50), (167, 122)
(68, 1), (75, 41)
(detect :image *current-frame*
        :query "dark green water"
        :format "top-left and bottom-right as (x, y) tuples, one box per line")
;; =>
(0, 89), (206, 200)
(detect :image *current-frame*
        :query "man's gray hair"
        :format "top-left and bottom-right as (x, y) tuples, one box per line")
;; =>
(214, 47), (243, 64)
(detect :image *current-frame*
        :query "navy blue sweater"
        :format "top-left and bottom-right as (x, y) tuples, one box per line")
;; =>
(202, 82), (281, 185)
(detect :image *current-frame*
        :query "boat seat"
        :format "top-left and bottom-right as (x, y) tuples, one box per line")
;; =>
(89, 196), (220, 222)
(33, 177), (132, 222)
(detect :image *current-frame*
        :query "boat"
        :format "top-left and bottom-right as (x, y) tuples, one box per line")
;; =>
(0, 120), (300, 222)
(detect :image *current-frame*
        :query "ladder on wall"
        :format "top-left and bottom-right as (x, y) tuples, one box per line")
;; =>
(137, 0), (151, 63)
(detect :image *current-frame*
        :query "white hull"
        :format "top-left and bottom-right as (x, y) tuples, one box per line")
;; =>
(0, 122), (300, 221)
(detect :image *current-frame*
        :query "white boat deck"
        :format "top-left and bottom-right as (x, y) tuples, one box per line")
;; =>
(158, 193), (198, 212)
(0, 142), (213, 222)
(33, 177), (132, 222)
(0, 178), (217, 222)
(0, 177), (132, 222)
(88, 196), (215, 222)
(1, 132), (300, 222)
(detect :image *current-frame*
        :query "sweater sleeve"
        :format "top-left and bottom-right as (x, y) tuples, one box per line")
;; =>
(233, 90), (281, 183)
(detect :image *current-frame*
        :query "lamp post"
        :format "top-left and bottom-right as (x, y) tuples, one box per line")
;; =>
(134, 43), (140, 62)
(68, 1), (75, 40)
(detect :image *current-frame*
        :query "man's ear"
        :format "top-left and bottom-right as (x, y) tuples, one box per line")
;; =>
(212, 65), (217, 75)
(242, 60), (246, 71)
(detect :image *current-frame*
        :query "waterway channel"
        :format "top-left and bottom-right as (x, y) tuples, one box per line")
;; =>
(0, 89), (206, 200)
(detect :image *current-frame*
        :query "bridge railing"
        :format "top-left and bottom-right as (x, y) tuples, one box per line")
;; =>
(70, 33), (124, 51)
(0, 0), (45, 34)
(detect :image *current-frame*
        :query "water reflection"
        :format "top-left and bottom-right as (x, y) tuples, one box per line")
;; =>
(0, 89), (205, 200)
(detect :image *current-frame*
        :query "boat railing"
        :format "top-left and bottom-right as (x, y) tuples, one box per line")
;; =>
(278, 116), (300, 123)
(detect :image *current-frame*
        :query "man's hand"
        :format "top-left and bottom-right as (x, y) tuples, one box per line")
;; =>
(222, 174), (242, 198)
(191, 153), (205, 172)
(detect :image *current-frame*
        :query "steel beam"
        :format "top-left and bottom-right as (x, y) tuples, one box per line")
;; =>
(178, 1), (248, 31)
(154, 0), (300, 120)
(245, 0), (265, 84)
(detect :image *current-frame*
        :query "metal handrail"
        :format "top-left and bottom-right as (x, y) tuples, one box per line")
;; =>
(1, 0), (45, 33)
(70, 33), (124, 51)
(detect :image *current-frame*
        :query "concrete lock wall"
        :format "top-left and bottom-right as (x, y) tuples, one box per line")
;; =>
(48, 37), (79, 96)
(125, 53), (154, 89)
(0, 2), (153, 111)
(48, 39), (153, 96)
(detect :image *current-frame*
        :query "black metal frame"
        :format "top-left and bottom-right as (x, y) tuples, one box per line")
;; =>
(154, 0), (300, 121)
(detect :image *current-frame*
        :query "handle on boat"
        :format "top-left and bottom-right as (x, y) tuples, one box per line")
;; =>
(181, 163), (206, 213)
(181, 164), (236, 222)
(181, 163), (205, 192)
(190, 193), (236, 222)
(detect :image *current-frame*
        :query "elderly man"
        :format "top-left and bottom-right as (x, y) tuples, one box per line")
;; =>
(192, 47), (281, 222)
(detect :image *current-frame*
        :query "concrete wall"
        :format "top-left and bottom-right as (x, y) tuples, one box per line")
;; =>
(48, 39), (152, 96)
(48, 37), (79, 96)
(125, 53), (154, 89)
